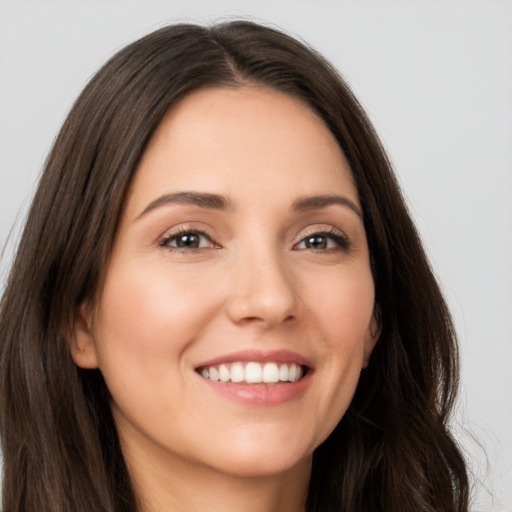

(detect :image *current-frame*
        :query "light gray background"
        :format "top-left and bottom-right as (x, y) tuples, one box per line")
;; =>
(0, 1), (511, 510)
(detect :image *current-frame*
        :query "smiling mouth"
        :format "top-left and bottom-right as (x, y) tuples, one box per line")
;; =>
(196, 362), (307, 384)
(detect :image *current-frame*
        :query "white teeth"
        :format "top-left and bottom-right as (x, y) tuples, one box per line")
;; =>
(279, 364), (289, 382)
(209, 367), (220, 381)
(288, 363), (298, 382)
(199, 362), (305, 384)
(262, 362), (279, 383)
(219, 364), (230, 383)
(230, 362), (245, 383)
(245, 362), (262, 383)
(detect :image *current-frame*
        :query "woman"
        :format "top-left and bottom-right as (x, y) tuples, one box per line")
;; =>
(0, 21), (469, 512)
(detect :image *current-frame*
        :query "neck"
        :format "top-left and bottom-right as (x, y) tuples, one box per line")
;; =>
(137, 462), (309, 512)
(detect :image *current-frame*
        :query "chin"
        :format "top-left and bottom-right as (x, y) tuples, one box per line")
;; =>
(210, 451), (311, 480)
(196, 427), (316, 479)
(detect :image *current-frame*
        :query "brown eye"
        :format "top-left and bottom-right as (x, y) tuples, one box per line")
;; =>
(160, 231), (213, 250)
(175, 233), (201, 248)
(305, 235), (328, 250)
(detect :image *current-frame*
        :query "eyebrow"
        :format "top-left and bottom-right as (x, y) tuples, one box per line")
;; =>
(292, 195), (363, 218)
(136, 192), (231, 220)
(136, 191), (362, 220)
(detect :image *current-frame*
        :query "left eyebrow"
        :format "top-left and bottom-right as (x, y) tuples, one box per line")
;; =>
(292, 195), (363, 219)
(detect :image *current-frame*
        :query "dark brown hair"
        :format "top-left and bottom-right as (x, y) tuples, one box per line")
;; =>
(0, 21), (469, 512)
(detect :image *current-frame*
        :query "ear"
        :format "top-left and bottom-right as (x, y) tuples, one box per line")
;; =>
(362, 306), (382, 368)
(70, 303), (99, 369)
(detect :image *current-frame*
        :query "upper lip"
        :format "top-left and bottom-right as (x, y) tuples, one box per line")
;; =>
(194, 349), (313, 370)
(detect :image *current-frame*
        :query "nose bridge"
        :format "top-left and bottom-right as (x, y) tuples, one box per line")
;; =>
(227, 232), (298, 327)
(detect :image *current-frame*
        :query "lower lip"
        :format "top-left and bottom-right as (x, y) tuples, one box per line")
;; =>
(199, 372), (312, 406)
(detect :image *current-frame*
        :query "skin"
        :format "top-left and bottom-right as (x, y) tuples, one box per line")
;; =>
(72, 86), (379, 512)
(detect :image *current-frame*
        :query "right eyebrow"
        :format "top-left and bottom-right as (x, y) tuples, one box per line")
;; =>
(135, 191), (231, 221)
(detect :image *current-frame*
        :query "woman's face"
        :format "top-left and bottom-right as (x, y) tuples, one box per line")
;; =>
(73, 87), (378, 480)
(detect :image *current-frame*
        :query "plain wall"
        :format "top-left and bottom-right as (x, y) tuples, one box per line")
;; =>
(1, 1), (511, 510)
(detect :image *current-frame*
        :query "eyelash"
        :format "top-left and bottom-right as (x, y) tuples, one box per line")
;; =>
(158, 228), (350, 252)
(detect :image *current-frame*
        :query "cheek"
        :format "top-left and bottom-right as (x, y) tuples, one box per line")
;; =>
(306, 265), (375, 342)
(301, 266), (375, 436)
(90, 261), (228, 443)
(92, 261), (223, 373)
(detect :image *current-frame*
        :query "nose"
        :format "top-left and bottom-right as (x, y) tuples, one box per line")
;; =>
(226, 245), (299, 329)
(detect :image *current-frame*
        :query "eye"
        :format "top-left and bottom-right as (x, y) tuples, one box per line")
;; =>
(295, 231), (349, 251)
(160, 230), (216, 250)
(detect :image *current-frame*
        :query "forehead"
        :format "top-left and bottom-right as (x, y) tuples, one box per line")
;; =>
(125, 86), (359, 217)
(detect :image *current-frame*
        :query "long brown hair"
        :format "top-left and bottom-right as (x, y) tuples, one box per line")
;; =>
(0, 21), (469, 511)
